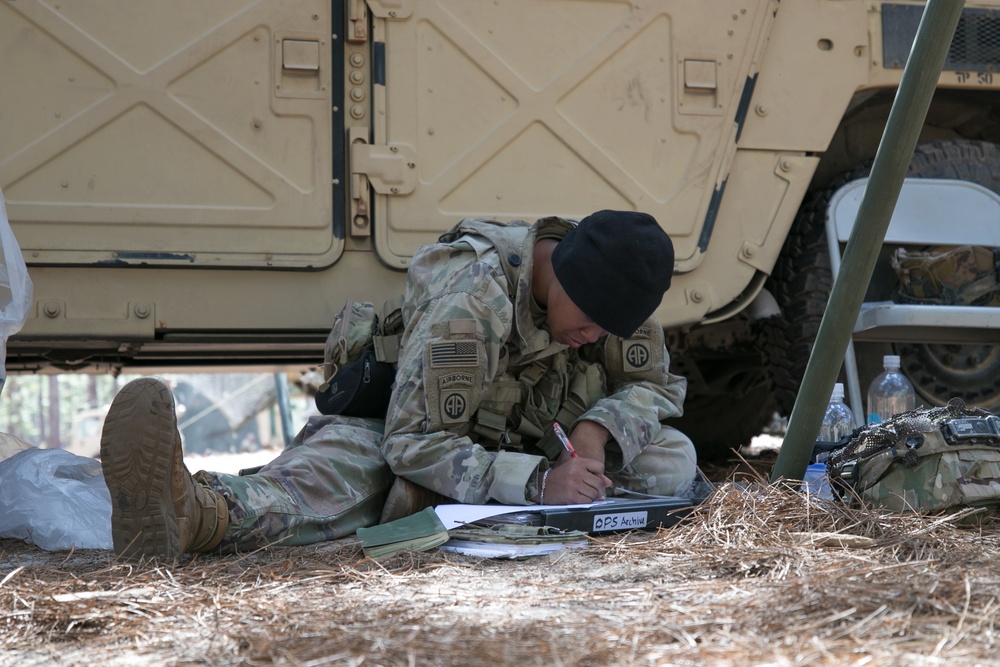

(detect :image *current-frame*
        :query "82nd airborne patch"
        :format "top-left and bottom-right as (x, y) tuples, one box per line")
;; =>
(620, 338), (653, 373)
(426, 337), (484, 428)
(439, 372), (474, 424)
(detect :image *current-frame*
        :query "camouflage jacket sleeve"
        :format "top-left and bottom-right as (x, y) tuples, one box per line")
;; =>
(381, 240), (545, 505)
(576, 336), (687, 471)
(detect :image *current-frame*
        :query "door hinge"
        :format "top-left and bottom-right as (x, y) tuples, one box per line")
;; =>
(366, 0), (414, 19)
(349, 127), (417, 237)
(348, 0), (369, 42)
(350, 0), (413, 42)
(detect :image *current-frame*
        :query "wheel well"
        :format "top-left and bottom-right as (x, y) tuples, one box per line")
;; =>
(815, 88), (1000, 192)
(660, 89), (1000, 459)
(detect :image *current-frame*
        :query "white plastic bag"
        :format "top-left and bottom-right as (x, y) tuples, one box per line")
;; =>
(0, 431), (34, 463)
(0, 188), (33, 389)
(0, 448), (113, 550)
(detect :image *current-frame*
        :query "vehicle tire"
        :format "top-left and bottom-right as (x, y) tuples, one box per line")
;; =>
(668, 313), (787, 463)
(672, 387), (777, 463)
(766, 139), (1000, 416)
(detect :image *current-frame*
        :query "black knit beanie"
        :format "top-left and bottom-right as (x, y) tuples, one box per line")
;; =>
(551, 210), (674, 338)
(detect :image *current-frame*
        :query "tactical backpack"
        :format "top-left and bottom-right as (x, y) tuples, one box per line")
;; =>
(315, 297), (403, 418)
(826, 398), (1000, 519)
(892, 245), (1000, 306)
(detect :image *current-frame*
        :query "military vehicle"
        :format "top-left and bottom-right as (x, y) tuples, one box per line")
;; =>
(3, 1), (1000, 460)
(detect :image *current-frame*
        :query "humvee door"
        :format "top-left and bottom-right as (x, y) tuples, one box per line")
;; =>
(366, 0), (777, 270)
(0, 1), (338, 269)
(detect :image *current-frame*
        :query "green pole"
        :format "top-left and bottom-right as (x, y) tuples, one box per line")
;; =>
(770, 0), (966, 483)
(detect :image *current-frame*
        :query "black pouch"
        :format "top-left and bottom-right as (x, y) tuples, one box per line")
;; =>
(315, 348), (395, 418)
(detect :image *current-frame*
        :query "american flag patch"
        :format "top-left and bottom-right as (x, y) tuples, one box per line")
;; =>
(430, 341), (478, 368)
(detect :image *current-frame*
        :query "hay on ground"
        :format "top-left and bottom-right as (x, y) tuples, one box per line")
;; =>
(3, 474), (1000, 666)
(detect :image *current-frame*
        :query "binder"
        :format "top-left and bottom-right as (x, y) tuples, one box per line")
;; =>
(537, 496), (697, 534)
(435, 495), (700, 535)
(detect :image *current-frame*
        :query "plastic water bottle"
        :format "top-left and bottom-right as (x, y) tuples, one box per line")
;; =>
(867, 354), (915, 424)
(802, 464), (833, 499)
(816, 382), (855, 461)
(804, 383), (854, 500)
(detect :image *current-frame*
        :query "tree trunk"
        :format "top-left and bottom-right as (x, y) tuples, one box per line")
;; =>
(87, 376), (98, 409)
(48, 375), (60, 449)
(37, 376), (45, 446)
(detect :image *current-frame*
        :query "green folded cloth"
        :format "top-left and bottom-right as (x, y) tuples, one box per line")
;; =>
(356, 506), (450, 560)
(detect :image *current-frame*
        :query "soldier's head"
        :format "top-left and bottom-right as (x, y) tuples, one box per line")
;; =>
(546, 210), (673, 346)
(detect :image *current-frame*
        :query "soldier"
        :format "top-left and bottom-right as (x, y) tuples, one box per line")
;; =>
(100, 210), (697, 559)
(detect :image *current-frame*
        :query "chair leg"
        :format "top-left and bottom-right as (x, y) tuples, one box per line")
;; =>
(843, 340), (865, 428)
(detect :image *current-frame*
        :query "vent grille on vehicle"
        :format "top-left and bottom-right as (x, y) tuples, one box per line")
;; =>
(883, 4), (1000, 73)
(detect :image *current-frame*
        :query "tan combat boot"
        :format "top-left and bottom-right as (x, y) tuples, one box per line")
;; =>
(379, 476), (448, 524)
(100, 377), (229, 560)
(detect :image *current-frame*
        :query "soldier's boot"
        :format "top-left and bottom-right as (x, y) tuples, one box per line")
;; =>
(100, 377), (229, 560)
(379, 476), (449, 524)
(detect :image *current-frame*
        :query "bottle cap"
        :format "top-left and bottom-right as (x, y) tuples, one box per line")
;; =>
(831, 382), (845, 400)
(883, 354), (901, 369)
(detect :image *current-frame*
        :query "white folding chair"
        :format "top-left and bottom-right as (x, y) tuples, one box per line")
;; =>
(826, 177), (1000, 426)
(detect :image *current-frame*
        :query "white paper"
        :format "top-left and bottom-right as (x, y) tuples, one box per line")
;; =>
(439, 538), (588, 559)
(434, 501), (608, 530)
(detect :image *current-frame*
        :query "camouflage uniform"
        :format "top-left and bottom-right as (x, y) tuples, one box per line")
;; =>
(198, 217), (696, 551)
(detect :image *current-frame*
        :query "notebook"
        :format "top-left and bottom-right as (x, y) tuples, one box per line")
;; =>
(355, 506), (450, 559)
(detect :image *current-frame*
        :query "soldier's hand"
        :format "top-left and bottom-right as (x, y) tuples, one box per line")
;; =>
(556, 420), (609, 467)
(542, 457), (611, 504)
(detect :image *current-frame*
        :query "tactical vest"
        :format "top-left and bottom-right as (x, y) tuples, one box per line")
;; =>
(437, 217), (594, 456)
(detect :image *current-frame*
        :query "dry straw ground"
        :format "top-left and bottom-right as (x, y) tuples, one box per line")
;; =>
(3, 470), (1000, 666)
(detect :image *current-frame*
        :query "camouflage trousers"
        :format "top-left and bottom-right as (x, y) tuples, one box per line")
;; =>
(195, 417), (695, 552)
(196, 415), (393, 553)
(604, 425), (697, 498)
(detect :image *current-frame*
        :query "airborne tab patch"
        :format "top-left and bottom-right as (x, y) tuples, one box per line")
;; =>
(441, 372), (475, 387)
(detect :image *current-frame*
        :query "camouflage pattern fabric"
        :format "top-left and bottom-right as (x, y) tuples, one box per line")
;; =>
(322, 300), (377, 381)
(892, 245), (1000, 306)
(195, 216), (695, 548)
(828, 399), (1000, 520)
(197, 415), (392, 552)
(858, 436), (1000, 515)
